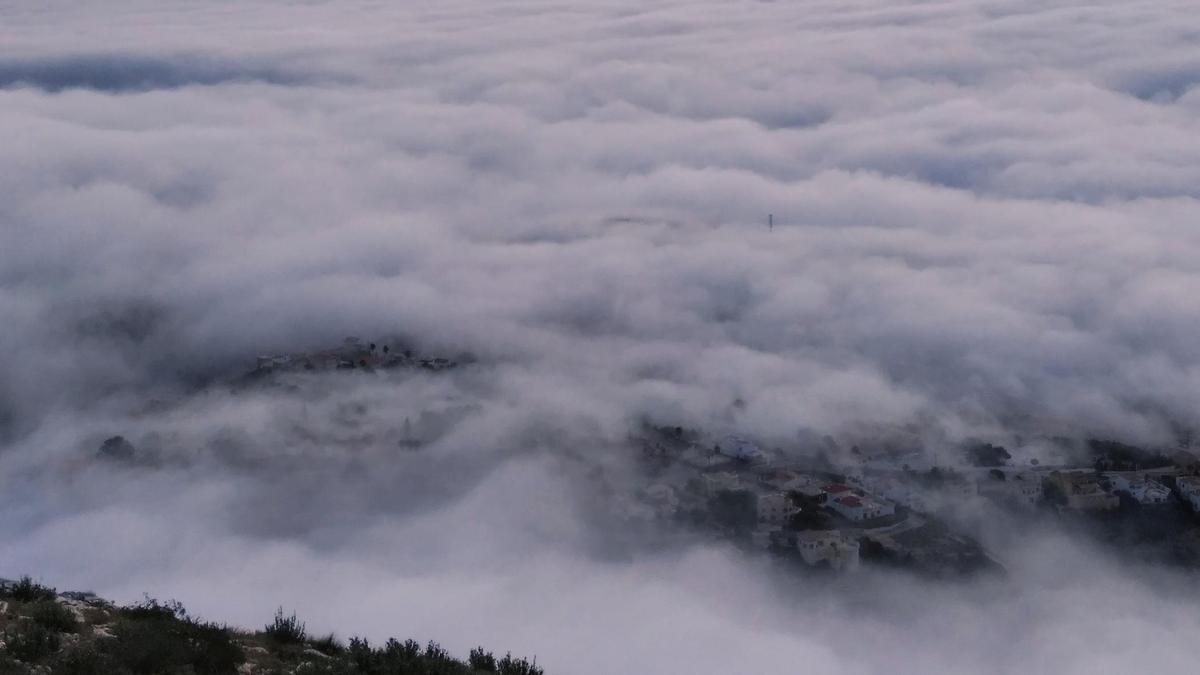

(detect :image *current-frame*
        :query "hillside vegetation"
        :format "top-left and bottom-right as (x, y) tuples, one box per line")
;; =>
(0, 577), (542, 675)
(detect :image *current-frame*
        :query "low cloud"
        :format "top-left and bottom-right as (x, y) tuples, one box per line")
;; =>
(2, 0), (1200, 673)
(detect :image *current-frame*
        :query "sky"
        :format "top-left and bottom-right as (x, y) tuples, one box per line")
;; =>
(3, 1), (1200, 673)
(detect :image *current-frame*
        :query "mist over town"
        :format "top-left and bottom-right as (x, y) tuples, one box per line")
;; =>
(3, 1), (1200, 673)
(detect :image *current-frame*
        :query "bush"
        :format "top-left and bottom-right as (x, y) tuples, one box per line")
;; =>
(2, 622), (61, 662)
(29, 600), (78, 633)
(107, 597), (243, 675)
(3, 577), (56, 603)
(265, 608), (307, 645)
(470, 647), (498, 671)
(309, 633), (344, 656)
(498, 652), (542, 675)
(52, 646), (118, 675)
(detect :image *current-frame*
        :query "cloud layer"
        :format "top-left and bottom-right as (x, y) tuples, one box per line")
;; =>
(3, 0), (1200, 673)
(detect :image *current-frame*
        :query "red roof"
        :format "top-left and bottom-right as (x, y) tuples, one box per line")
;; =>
(836, 495), (863, 507)
(823, 483), (853, 494)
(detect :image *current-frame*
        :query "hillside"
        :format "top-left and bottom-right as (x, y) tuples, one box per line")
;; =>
(0, 577), (542, 675)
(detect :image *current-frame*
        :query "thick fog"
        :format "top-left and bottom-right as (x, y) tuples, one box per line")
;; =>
(3, 0), (1200, 672)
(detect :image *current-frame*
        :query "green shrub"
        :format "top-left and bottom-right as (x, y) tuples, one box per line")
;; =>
(107, 596), (243, 675)
(498, 652), (543, 675)
(265, 608), (307, 645)
(2, 622), (61, 662)
(29, 600), (78, 633)
(3, 577), (56, 603)
(51, 645), (119, 675)
(470, 647), (498, 671)
(309, 633), (344, 656)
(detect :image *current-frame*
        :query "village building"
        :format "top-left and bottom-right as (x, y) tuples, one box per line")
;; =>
(977, 473), (1043, 508)
(827, 494), (895, 522)
(795, 531), (861, 572)
(755, 492), (797, 525)
(1107, 474), (1171, 505)
(1050, 471), (1119, 511)
(1176, 476), (1200, 512)
(760, 469), (825, 497)
(857, 475), (928, 511)
(700, 471), (743, 496)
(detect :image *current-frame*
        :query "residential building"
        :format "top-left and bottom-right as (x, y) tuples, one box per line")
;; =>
(1107, 474), (1171, 505)
(827, 494), (895, 522)
(1177, 476), (1200, 512)
(977, 474), (1042, 508)
(700, 471), (743, 495)
(1050, 472), (1119, 511)
(756, 492), (797, 525)
(796, 531), (860, 572)
(858, 475), (928, 511)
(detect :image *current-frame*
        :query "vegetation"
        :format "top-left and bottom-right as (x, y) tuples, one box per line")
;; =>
(967, 443), (1011, 468)
(0, 578), (547, 675)
(1089, 439), (1173, 471)
(266, 607), (308, 645)
(1, 577), (56, 603)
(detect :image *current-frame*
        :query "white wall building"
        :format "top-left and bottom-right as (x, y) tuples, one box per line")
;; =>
(796, 531), (860, 572)
(827, 494), (895, 522)
(700, 471), (743, 495)
(1176, 476), (1200, 512)
(858, 475), (928, 512)
(1108, 474), (1171, 504)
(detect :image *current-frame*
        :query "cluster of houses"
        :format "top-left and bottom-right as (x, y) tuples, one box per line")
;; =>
(621, 426), (1200, 574)
(1040, 469), (1189, 511)
(252, 337), (457, 376)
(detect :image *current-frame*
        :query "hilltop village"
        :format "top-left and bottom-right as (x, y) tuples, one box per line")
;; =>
(99, 337), (1200, 580)
(615, 426), (1200, 576)
(247, 336), (462, 377)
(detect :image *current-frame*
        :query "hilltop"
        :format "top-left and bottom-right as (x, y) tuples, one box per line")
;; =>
(0, 577), (542, 675)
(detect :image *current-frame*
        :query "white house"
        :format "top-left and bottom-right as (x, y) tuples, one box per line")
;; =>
(761, 470), (825, 497)
(1176, 476), (1200, 512)
(1108, 474), (1171, 505)
(827, 494), (895, 522)
(858, 475), (928, 512)
(796, 531), (860, 572)
(700, 471), (743, 495)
